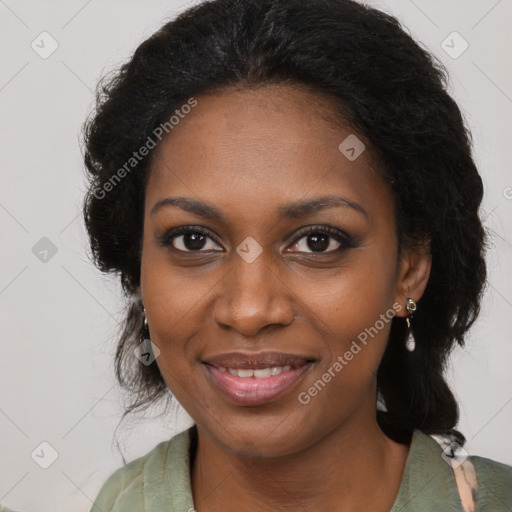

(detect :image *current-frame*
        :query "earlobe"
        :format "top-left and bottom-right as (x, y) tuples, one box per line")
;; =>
(394, 245), (432, 317)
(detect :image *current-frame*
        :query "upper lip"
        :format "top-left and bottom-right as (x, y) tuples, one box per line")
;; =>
(202, 351), (314, 370)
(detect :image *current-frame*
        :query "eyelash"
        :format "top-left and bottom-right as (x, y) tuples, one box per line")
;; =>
(157, 225), (355, 254)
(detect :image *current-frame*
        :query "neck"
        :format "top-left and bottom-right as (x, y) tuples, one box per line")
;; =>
(190, 411), (410, 512)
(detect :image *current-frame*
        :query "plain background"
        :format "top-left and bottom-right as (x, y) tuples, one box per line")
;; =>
(1, 0), (511, 510)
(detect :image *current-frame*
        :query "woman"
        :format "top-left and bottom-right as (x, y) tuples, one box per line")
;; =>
(83, 0), (512, 510)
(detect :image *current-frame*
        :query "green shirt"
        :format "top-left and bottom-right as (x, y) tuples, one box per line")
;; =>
(87, 427), (512, 511)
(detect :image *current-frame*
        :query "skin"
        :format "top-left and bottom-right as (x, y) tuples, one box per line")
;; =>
(140, 84), (431, 512)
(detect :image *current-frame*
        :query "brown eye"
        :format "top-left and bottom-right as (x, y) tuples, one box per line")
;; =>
(158, 227), (223, 252)
(288, 226), (354, 254)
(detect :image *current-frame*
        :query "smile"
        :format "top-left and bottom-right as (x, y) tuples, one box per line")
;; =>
(202, 352), (315, 406)
(218, 366), (292, 378)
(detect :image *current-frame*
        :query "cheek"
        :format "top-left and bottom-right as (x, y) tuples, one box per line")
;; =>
(300, 249), (398, 392)
(303, 247), (397, 337)
(140, 242), (197, 378)
(295, 294), (395, 433)
(140, 234), (215, 343)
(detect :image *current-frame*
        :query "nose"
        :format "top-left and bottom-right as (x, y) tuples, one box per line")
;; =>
(213, 251), (295, 337)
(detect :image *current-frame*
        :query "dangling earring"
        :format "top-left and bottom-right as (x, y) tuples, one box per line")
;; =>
(136, 305), (160, 365)
(405, 298), (417, 352)
(376, 388), (388, 412)
(140, 306), (150, 343)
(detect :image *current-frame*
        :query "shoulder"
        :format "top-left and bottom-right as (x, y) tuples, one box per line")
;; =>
(471, 454), (512, 509)
(90, 428), (191, 512)
(424, 431), (512, 509)
(391, 430), (512, 511)
(89, 441), (168, 512)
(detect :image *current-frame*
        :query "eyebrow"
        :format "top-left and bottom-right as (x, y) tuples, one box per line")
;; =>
(150, 195), (368, 221)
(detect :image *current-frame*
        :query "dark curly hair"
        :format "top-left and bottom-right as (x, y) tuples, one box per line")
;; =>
(82, 0), (487, 447)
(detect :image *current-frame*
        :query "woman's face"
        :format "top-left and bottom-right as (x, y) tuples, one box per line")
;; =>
(141, 84), (426, 457)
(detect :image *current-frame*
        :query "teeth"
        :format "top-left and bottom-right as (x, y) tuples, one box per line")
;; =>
(237, 369), (254, 378)
(271, 365), (291, 375)
(222, 366), (293, 378)
(254, 368), (271, 378)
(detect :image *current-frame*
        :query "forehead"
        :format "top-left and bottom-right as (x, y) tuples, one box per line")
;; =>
(147, 84), (390, 219)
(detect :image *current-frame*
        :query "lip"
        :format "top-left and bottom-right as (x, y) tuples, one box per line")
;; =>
(202, 351), (313, 370)
(202, 352), (315, 406)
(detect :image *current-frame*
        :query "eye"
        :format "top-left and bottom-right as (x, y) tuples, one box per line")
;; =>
(157, 226), (223, 252)
(287, 225), (353, 254)
(157, 225), (355, 254)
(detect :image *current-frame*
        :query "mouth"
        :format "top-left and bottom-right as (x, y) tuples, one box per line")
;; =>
(202, 351), (315, 406)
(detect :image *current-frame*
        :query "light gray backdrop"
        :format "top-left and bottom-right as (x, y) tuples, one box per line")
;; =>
(1, 0), (511, 510)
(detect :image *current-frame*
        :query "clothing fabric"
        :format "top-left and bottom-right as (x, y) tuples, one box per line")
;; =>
(89, 426), (512, 511)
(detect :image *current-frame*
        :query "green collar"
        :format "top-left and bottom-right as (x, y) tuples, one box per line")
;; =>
(141, 426), (463, 511)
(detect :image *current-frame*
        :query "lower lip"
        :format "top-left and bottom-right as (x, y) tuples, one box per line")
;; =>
(203, 362), (314, 406)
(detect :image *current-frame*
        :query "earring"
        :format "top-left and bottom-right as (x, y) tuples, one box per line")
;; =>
(376, 388), (388, 412)
(136, 305), (161, 365)
(140, 306), (150, 343)
(405, 298), (417, 352)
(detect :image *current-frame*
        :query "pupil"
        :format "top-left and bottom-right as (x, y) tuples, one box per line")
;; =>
(185, 232), (206, 250)
(308, 233), (329, 252)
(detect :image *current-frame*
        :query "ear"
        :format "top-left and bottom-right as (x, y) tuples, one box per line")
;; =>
(393, 242), (432, 318)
